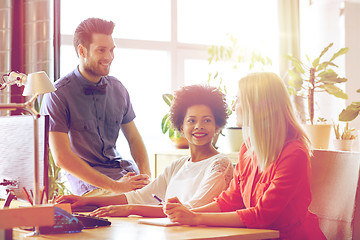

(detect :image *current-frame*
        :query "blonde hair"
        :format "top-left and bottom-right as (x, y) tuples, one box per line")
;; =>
(238, 72), (310, 171)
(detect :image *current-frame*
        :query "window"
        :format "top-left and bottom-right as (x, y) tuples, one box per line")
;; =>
(60, 0), (279, 156)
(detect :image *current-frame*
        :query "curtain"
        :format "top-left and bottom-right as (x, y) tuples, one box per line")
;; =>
(0, 0), (12, 115)
(278, 0), (305, 122)
(278, 0), (300, 79)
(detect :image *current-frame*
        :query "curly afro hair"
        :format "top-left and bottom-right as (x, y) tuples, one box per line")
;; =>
(169, 84), (228, 131)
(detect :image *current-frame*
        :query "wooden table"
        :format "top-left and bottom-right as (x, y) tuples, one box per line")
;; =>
(12, 216), (279, 240)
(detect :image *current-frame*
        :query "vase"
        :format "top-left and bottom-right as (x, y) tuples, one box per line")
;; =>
(332, 139), (355, 151)
(303, 124), (332, 149)
(223, 127), (243, 152)
(170, 136), (189, 149)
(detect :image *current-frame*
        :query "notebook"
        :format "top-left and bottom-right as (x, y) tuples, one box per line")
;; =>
(138, 218), (179, 226)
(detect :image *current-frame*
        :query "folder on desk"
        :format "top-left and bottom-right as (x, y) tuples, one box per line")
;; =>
(138, 218), (179, 226)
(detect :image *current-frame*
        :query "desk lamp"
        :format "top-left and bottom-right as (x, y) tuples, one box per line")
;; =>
(0, 71), (56, 235)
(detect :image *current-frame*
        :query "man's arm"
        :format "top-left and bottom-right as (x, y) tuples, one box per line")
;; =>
(121, 121), (151, 177)
(49, 131), (148, 193)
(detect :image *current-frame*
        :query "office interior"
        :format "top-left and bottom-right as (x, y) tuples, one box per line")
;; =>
(1, 0), (360, 239)
(1, 0), (360, 148)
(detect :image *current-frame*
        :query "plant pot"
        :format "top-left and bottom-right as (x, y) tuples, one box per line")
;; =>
(223, 127), (243, 152)
(303, 124), (332, 149)
(170, 136), (189, 149)
(333, 139), (355, 151)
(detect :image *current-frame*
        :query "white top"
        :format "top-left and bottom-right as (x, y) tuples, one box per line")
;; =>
(125, 153), (234, 208)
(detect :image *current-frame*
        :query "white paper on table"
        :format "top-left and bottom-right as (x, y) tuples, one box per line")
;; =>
(138, 218), (179, 226)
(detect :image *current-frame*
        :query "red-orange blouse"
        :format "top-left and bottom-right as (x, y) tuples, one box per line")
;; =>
(215, 140), (326, 239)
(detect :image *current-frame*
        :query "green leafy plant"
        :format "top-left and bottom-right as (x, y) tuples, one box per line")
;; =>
(339, 88), (360, 122)
(161, 36), (272, 141)
(207, 35), (272, 116)
(208, 35), (272, 75)
(161, 93), (181, 139)
(161, 93), (190, 149)
(333, 122), (357, 140)
(47, 151), (71, 200)
(287, 43), (349, 125)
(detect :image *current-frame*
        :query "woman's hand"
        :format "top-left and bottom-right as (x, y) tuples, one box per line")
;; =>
(89, 205), (130, 217)
(55, 194), (88, 208)
(163, 197), (199, 225)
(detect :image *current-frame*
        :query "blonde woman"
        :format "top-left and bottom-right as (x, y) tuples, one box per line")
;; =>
(164, 72), (326, 239)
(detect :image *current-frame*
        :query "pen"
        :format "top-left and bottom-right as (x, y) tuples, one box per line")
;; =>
(22, 187), (33, 206)
(40, 186), (45, 204)
(152, 194), (163, 204)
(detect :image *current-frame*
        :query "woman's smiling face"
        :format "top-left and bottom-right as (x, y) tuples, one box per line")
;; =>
(181, 104), (218, 147)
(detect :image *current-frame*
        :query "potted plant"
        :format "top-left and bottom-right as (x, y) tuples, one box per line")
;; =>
(207, 35), (272, 152)
(161, 93), (189, 149)
(339, 88), (360, 122)
(332, 122), (357, 151)
(337, 88), (360, 152)
(286, 43), (349, 149)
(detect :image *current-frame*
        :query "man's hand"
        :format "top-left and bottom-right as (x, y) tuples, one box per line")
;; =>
(112, 172), (150, 193)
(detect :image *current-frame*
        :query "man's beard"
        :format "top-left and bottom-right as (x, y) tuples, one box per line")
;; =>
(84, 63), (110, 78)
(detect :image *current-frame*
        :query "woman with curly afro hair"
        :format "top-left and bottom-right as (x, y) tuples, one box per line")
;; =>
(169, 84), (228, 134)
(56, 84), (234, 219)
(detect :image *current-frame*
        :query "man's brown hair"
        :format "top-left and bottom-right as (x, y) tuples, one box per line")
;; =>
(73, 18), (115, 56)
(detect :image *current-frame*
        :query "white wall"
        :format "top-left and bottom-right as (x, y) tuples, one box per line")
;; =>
(344, 0), (360, 130)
